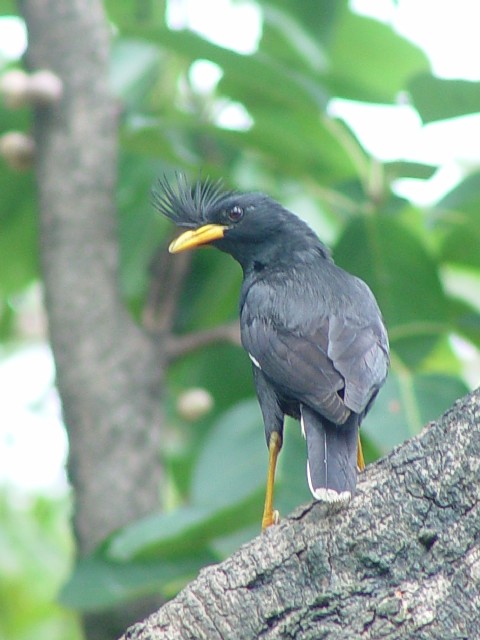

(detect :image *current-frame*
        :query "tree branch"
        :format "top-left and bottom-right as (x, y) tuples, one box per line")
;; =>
(166, 321), (241, 362)
(142, 245), (241, 360)
(121, 388), (480, 639)
(143, 245), (192, 335)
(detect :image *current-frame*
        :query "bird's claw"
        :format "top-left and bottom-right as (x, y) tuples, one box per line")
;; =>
(262, 509), (280, 532)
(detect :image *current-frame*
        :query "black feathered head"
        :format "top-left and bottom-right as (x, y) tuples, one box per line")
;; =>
(153, 173), (331, 269)
(152, 173), (236, 229)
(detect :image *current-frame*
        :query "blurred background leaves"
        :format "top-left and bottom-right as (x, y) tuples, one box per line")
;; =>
(1, 1), (479, 638)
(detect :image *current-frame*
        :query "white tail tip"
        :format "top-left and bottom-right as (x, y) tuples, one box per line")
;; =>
(307, 462), (352, 503)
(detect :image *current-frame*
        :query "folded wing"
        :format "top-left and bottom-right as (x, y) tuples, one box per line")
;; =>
(241, 303), (388, 423)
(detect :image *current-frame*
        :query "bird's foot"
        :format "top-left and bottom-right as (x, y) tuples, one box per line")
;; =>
(262, 509), (280, 532)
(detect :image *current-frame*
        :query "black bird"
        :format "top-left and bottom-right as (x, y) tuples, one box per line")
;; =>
(154, 175), (389, 530)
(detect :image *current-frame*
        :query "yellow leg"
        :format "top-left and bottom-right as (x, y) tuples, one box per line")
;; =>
(357, 432), (365, 471)
(261, 432), (282, 531)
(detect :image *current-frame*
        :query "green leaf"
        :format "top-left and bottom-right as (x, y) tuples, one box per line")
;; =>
(107, 400), (266, 561)
(441, 222), (480, 270)
(121, 117), (194, 168)
(363, 371), (469, 454)
(104, 0), (166, 30)
(448, 297), (480, 349)
(0, 491), (80, 638)
(0, 2), (16, 15)
(262, 0), (340, 43)
(106, 506), (218, 561)
(408, 74), (480, 123)
(0, 103), (36, 297)
(437, 171), (480, 214)
(237, 112), (356, 183)
(175, 249), (242, 331)
(131, 27), (329, 113)
(124, 112), (357, 184)
(168, 345), (252, 422)
(106, 506), (217, 562)
(105, 508), (196, 562)
(362, 372), (411, 451)
(60, 550), (215, 611)
(325, 5), (429, 102)
(0, 170), (37, 296)
(191, 399), (266, 507)
(260, 4), (328, 74)
(110, 38), (161, 109)
(165, 341), (256, 500)
(334, 216), (449, 368)
(436, 173), (480, 269)
(105, 400), (315, 566)
(106, 495), (261, 562)
(117, 152), (169, 303)
(384, 160), (437, 181)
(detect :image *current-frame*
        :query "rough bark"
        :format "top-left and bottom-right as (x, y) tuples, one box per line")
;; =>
(121, 388), (480, 640)
(20, 0), (164, 555)
(19, 0), (166, 636)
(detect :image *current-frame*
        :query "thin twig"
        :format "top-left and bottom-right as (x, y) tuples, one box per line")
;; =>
(166, 321), (241, 362)
(143, 239), (241, 361)
(142, 241), (192, 334)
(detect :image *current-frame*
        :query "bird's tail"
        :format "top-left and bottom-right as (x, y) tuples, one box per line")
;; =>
(301, 404), (358, 503)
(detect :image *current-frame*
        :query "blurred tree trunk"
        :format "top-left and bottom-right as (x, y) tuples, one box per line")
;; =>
(121, 387), (480, 640)
(19, 0), (166, 637)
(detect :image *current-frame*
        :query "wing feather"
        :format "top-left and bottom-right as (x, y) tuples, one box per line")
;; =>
(242, 316), (350, 424)
(241, 274), (389, 423)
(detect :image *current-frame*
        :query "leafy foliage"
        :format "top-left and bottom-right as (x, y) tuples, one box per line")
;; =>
(408, 74), (480, 122)
(1, 0), (479, 627)
(0, 491), (81, 640)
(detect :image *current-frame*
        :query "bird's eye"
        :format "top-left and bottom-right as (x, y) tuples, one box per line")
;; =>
(228, 206), (244, 222)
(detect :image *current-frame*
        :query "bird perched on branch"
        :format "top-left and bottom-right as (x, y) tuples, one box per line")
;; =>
(154, 175), (389, 530)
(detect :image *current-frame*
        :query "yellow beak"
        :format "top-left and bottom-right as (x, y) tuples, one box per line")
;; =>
(168, 224), (228, 253)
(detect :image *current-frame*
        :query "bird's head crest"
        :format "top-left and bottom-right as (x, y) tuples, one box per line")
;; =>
(152, 173), (236, 228)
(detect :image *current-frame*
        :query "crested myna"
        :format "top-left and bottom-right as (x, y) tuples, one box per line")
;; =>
(154, 175), (389, 530)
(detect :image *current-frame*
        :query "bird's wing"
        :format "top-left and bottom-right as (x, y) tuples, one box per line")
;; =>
(327, 313), (389, 415)
(242, 314), (351, 424)
(241, 306), (388, 425)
